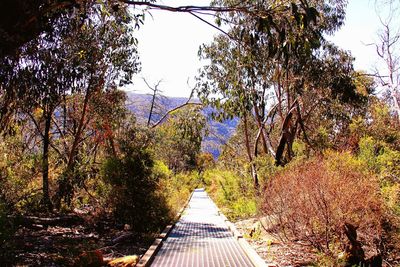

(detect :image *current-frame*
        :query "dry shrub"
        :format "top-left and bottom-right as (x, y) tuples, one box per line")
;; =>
(262, 152), (383, 257)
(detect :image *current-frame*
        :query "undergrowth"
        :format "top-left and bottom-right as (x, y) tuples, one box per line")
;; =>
(203, 169), (257, 220)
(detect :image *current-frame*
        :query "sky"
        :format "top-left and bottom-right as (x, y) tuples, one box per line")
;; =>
(126, 0), (389, 97)
(329, 0), (382, 70)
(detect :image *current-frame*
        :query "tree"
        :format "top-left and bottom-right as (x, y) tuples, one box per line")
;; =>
(102, 121), (170, 233)
(52, 2), (139, 208)
(9, 16), (81, 209)
(142, 78), (165, 127)
(197, 0), (364, 177)
(0, 0), (314, 59)
(1, 1), (140, 210)
(154, 106), (207, 172)
(372, 0), (400, 122)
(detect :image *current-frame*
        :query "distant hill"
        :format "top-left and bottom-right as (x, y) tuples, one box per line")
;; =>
(126, 92), (238, 158)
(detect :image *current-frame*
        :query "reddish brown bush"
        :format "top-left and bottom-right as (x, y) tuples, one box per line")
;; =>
(262, 152), (383, 259)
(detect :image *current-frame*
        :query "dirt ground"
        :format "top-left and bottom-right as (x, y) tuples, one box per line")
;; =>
(234, 217), (319, 267)
(3, 214), (399, 266)
(1, 213), (153, 266)
(234, 217), (400, 267)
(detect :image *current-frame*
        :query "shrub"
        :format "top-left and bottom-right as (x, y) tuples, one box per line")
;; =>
(204, 169), (257, 220)
(102, 144), (170, 233)
(196, 152), (215, 173)
(156, 162), (201, 216)
(253, 155), (278, 186)
(0, 201), (13, 246)
(262, 152), (384, 261)
(0, 133), (42, 213)
(358, 137), (400, 216)
(0, 200), (15, 264)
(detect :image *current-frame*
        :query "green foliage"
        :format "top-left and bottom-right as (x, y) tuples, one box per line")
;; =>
(160, 168), (203, 216)
(292, 140), (307, 158)
(0, 0), (141, 211)
(204, 169), (257, 220)
(102, 129), (170, 233)
(217, 118), (258, 172)
(347, 100), (400, 219)
(196, 152), (215, 173)
(154, 106), (207, 172)
(350, 99), (400, 149)
(198, 0), (364, 166)
(358, 136), (400, 216)
(358, 136), (379, 170)
(314, 126), (331, 150)
(0, 129), (44, 213)
(381, 180), (400, 216)
(253, 155), (278, 185)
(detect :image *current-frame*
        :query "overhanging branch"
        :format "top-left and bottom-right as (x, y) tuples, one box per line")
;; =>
(120, 1), (253, 14)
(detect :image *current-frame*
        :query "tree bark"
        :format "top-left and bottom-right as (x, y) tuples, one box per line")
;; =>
(55, 75), (101, 209)
(148, 90), (156, 126)
(253, 105), (269, 154)
(275, 103), (297, 166)
(42, 111), (53, 210)
(243, 114), (259, 190)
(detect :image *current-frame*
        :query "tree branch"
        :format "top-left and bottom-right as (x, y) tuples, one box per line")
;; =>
(151, 87), (202, 128)
(120, 1), (257, 14)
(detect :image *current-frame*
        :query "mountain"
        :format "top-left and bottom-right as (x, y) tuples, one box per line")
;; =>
(125, 92), (238, 158)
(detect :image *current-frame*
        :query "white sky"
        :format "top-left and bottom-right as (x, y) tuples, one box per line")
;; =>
(125, 0), (389, 97)
(127, 0), (218, 97)
(329, 0), (381, 70)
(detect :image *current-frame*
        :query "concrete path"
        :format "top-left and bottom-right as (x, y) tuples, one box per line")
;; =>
(151, 188), (254, 267)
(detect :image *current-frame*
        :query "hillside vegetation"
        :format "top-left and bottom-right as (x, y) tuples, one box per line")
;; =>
(1, 0), (400, 266)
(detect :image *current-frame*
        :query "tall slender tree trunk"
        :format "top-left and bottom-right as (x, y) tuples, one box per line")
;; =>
(42, 112), (53, 210)
(392, 93), (400, 122)
(253, 105), (269, 154)
(253, 105), (276, 157)
(243, 114), (259, 190)
(148, 89), (156, 126)
(55, 88), (91, 209)
(63, 92), (67, 135)
(55, 74), (104, 209)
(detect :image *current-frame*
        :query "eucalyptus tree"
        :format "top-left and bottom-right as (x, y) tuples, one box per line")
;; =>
(2, 12), (84, 209)
(0, 0), (314, 59)
(197, 0), (364, 187)
(372, 0), (400, 122)
(155, 106), (207, 172)
(52, 2), (139, 208)
(0, 1), (140, 210)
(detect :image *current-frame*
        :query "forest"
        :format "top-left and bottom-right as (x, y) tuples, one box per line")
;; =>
(0, 0), (399, 266)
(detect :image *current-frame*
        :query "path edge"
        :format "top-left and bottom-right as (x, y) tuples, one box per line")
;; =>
(135, 191), (194, 267)
(215, 205), (273, 267)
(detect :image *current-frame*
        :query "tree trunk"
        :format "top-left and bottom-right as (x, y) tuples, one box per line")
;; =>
(42, 112), (53, 210)
(243, 114), (259, 190)
(275, 110), (294, 166)
(253, 105), (276, 157)
(148, 89), (156, 126)
(66, 88), (91, 169)
(392, 92), (400, 123)
(253, 105), (268, 154)
(108, 135), (116, 157)
(63, 92), (67, 135)
(55, 90), (91, 209)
